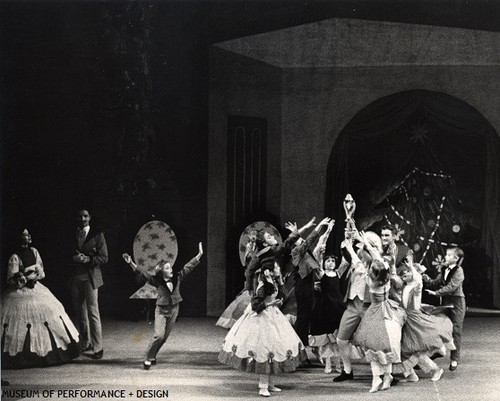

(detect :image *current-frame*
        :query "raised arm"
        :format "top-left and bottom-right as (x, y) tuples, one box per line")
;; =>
(121, 253), (154, 284)
(178, 242), (204, 282)
(122, 253), (138, 270)
(356, 231), (382, 262)
(407, 252), (423, 285)
(343, 239), (365, 274)
(291, 217), (332, 264)
(313, 219), (335, 262)
(297, 217), (316, 235)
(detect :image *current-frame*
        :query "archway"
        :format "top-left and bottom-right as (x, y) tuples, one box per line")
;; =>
(325, 90), (500, 308)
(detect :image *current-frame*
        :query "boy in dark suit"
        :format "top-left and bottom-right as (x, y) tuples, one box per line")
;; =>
(423, 247), (466, 371)
(124, 242), (203, 369)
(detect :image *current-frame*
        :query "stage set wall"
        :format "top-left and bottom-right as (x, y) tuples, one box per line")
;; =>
(207, 48), (283, 316)
(208, 54), (500, 315)
(281, 65), (500, 225)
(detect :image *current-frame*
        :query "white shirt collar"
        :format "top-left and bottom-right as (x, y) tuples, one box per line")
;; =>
(77, 226), (90, 234)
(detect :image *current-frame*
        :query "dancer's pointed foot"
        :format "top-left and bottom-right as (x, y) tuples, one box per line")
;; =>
(431, 368), (444, 381)
(369, 377), (383, 393)
(403, 371), (419, 382)
(382, 373), (393, 390)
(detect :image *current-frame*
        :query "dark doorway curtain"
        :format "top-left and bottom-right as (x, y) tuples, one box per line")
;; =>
(325, 90), (500, 308)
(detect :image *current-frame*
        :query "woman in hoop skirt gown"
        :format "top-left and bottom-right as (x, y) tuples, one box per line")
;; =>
(2, 228), (79, 369)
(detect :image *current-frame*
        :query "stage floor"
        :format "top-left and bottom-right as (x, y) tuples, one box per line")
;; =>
(2, 316), (500, 401)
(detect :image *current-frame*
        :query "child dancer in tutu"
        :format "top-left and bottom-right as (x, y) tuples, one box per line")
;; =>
(218, 261), (305, 397)
(399, 254), (455, 382)
(217, 219), (314, 330)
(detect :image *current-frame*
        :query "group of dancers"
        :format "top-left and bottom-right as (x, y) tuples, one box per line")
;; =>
(217, 213), (465, 396)
(1, 205), (466, 398)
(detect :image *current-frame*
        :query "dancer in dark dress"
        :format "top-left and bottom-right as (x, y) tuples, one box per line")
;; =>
(309, 253), (346, 374)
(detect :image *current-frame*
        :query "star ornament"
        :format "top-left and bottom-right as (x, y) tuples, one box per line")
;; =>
(394, 224), (405, 241)
(432, 254), (446, 268)
(409, 124), (429, 144)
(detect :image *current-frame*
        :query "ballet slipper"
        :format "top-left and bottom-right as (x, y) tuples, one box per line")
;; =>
(369, 377), (383, 393)
(382, 373), (393, 390)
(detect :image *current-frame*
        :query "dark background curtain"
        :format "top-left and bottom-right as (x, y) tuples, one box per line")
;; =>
(325, 90), (500, 308)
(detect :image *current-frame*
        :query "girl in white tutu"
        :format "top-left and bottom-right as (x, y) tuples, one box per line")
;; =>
(2, 228), (79, 368)
(218, 261), (306, 397)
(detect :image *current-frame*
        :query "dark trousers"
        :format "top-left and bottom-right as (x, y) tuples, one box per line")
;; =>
(443, 296), (466, 361)
(145, 303), (180, 360)
(294, 274), (315, 346)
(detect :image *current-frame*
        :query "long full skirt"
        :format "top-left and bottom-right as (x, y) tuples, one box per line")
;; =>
(400, 307), (455, 372)
(353, 299), (406, 364)
(218, 304), (306, 374)
(2, 282), (79, 369)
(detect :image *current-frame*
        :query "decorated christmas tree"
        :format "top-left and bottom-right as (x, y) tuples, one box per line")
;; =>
(367, 167), (470, 276)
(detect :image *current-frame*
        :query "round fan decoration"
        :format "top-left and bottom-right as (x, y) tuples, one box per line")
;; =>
(132, 220), (178, 273)
(130, 221), (178, 300)
(238, 221), (282, 266)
